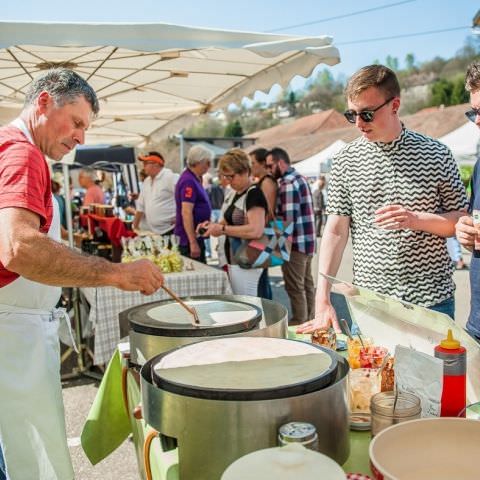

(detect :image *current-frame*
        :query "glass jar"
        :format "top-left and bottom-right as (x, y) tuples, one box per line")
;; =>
(278, 422), (319, 451)
(370, 391), (421, 437)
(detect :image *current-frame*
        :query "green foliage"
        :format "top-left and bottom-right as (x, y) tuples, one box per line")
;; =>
(430, 78), (454, 106)
(385, 55), (399, 71)
(459, 165), (474, 189)
(451, 75), (469, 105)
(429, 75), (469, 107)
(405, 53), (416, 72)
(224, 120), (244, 137)
(184, 117), (224, 137)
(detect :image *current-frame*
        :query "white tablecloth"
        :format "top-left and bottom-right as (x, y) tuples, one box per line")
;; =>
(81, 261), (232, 364)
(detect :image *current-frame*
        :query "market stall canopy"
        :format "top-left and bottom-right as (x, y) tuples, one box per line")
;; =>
(52, 145), (136, 172)
(0, 21), (340, 148)
(294, 139), (346, 177)
(438, 121), (480, 165)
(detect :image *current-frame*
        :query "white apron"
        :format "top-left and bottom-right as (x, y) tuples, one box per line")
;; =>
(0, 119), (74, 480)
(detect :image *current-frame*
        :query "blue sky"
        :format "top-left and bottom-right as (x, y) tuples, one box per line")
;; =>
(2, 0), (478, 103)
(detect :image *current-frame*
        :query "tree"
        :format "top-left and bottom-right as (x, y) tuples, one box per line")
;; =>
(287, 90), (297, 116)
(451, 76), (469, 105)
(385, 55), (399, 71)
(430, 79), (453, 106)
(224, 120), (244, 137)
(405, 53), (416, 72)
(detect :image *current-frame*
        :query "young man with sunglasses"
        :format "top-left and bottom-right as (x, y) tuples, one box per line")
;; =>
(297, 64), (467, 335)
(455, 61), (480, 340)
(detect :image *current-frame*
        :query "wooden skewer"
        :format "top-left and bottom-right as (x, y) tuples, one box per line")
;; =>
(161, 285), (200, 326)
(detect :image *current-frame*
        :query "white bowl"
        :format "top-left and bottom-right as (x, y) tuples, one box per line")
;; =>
(369, 417), (480, 479)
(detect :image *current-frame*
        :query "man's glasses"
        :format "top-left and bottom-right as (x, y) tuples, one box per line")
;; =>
(465, 108), (480, 123)
(344, 97), (395, 124)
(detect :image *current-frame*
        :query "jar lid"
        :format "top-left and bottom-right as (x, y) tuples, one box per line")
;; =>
(278, 422), (317, 443)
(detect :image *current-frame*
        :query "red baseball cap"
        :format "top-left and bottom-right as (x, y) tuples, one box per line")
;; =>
(138, 151), (165, 166)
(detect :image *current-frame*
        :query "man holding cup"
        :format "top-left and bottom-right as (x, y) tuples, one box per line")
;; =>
(455, 61), (480, 340)
(298, 64), (467, 335)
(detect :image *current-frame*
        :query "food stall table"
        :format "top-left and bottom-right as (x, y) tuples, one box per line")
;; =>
(81, 260), (232, 365)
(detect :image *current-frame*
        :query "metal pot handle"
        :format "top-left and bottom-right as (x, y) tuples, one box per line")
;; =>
(144, 429), (159, 480)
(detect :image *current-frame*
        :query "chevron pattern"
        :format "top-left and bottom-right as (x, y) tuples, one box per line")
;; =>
(326, 127), (468, 307)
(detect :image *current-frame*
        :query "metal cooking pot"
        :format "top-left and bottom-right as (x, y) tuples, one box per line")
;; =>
(141, 337), (350, 480)
(120, 295), (288, 365)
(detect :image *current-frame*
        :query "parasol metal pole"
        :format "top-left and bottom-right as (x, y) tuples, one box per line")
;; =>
(62, 162), (74, 248)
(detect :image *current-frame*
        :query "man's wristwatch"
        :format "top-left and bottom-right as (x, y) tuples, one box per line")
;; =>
(222, 224), (226, 233)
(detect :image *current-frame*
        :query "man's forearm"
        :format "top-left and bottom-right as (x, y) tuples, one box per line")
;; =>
(413, 210), (465, 237)
(6, 232), (120, 287)
(316, 229), (349, 304)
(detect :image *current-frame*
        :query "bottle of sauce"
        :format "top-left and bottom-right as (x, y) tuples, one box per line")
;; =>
(434, 329), (467, 417)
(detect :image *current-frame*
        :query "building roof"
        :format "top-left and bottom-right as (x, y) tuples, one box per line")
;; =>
(401, 103), (469, 139)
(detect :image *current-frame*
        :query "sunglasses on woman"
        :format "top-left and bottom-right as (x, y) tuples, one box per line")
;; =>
(343, 97), (395, 124)
(465, 108), (480, 123)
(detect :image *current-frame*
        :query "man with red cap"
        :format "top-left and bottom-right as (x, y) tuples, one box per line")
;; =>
(133, 151), (178, 235)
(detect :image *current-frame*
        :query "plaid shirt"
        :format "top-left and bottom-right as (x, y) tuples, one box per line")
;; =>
(276, 167), (316, 255)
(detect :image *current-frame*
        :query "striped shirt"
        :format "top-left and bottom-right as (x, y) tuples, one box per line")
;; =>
(276, 167), (316, 255)
(0, 125), (53, 287)
(327, 126), (468, 307)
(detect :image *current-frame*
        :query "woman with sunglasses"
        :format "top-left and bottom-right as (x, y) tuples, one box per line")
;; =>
(198, 149), (268, 296)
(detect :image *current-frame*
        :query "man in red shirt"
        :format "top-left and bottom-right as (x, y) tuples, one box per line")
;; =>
(0, 68), (164, 480)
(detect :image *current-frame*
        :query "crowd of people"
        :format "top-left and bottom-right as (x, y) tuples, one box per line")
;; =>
(127, 140), (317, 320)
(0, 56), (479, 479)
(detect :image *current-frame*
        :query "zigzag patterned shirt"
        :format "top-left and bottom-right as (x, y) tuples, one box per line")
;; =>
(326, 127), (468, 307)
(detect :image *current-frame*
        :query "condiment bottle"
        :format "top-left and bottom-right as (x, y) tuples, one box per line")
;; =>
(434, 329), (466, 417)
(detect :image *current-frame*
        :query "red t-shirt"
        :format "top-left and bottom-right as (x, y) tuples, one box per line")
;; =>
(0, 125), (53, 287)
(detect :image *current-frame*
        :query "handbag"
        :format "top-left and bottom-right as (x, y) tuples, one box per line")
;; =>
(233, 192), (293, 269)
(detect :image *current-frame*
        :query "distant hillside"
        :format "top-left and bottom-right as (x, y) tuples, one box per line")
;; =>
(185, 37), (479, 138)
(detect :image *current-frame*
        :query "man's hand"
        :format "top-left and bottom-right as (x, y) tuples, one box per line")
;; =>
(374, 205), (418, 230)
(189, 239), (201, 258)
(456, 215), (476, 248)
(114, 259), (164, 295)
(295, 302), (340, 334)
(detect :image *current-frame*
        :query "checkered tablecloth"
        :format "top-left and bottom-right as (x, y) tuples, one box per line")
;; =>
(81, 261), (232, 365)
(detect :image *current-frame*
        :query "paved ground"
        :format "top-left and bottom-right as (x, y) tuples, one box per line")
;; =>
(62, 240), (472, 479)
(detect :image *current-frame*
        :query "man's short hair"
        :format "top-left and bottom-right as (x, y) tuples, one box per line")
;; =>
(249, 147), (269, 166)
(79, 168), (97, 181)
(186, 145), (214, 167)
(345, 65), (400, 101)
(267, 147), (291, 165)
(465, 62), (480, 93)
(24, 68), (99, 115)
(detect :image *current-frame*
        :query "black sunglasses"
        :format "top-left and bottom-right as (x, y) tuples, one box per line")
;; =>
(344, 97), (395, 124)
(465, 108), (480, 123)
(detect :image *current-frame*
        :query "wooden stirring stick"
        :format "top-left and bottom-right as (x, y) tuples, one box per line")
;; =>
(161, 285), (200, 326)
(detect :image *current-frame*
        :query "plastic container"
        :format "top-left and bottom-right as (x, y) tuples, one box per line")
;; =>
(349, 368), (381, 430)
(370, 391), (421, 437)
(434, 329), (467, 417)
